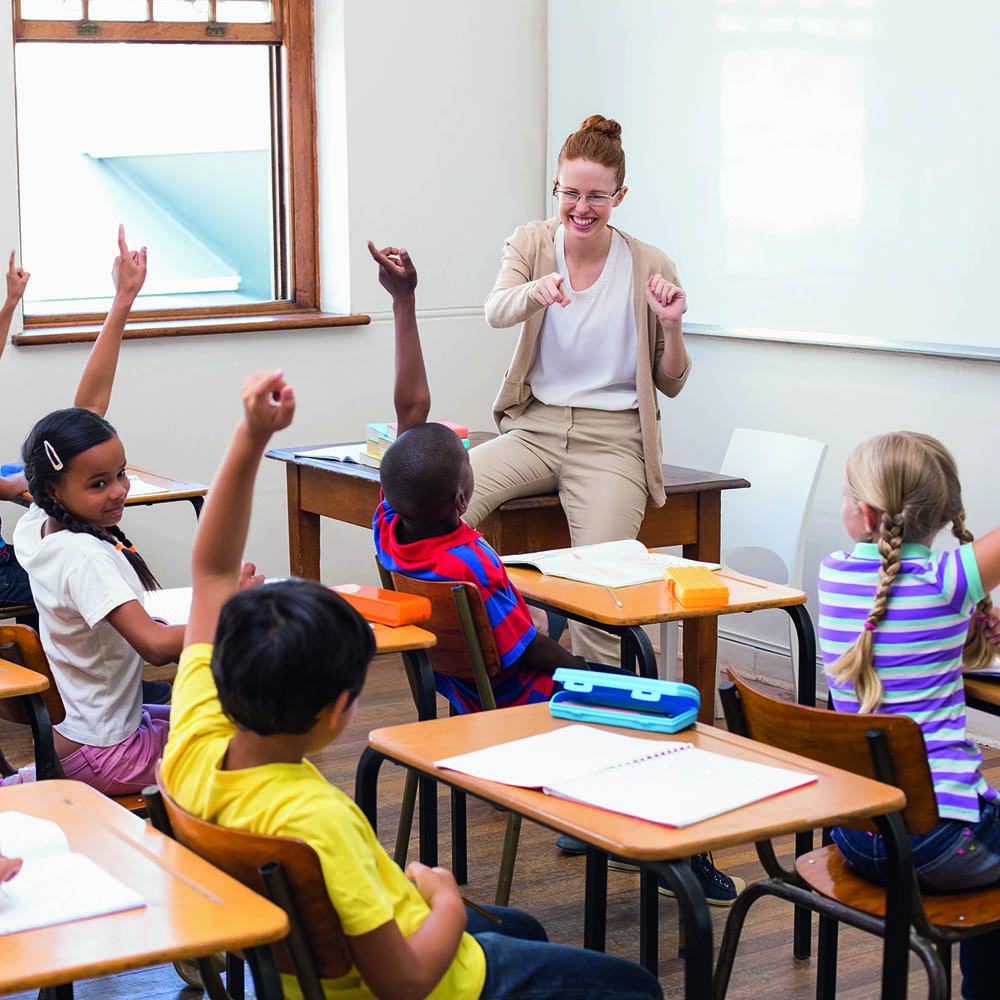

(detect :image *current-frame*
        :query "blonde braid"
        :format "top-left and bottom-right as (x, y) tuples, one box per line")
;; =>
(952, 512), (995, 672)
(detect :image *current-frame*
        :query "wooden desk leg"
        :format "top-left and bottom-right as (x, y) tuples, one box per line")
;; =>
(285, 467), (321, 580)
(583, 847), (608, 952)
(651, 861), (713, 1000)
(684, 490), (721, 724)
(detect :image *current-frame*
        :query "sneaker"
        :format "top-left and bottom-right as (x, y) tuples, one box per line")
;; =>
(657, 852), (746, 907)
(173, 953), (226, 988)
(142, 680), (172, 705)
(556, 834), (640, 871)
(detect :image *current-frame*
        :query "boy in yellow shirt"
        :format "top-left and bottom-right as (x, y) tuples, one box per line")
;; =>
(161, 370), (662, 1000)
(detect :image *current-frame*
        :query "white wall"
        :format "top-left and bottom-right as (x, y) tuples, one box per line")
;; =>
(0, 1), (547, 591)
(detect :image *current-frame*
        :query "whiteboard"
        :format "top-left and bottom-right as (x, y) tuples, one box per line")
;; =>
(548, 0), (1000, 360)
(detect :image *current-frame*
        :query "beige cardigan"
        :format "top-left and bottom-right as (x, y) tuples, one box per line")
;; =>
(484, 217), (691, 506)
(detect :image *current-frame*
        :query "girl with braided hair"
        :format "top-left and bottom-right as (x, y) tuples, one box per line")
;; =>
(818, 431), (1000, 1000)
(7, 228), (194, 793)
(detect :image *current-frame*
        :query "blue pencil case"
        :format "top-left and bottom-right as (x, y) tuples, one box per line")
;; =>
(549, 669), (699, 734)
(1, 463), (23, 477)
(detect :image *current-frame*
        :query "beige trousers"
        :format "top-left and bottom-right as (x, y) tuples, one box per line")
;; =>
(466, 401), (648, 665)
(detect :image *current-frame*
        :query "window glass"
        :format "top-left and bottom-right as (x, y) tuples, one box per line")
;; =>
(87, 0), (148, 20)
(152, 0), (210, 20)
(15, 42), (277, 315)
(216, 1), (272, 23)
(19, 0), (84, 18)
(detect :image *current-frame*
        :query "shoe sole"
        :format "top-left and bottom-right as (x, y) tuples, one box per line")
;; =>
(658, 874), (747, 907)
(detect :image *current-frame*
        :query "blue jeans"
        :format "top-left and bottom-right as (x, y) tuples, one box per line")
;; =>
(467, 905), (662, 1000)
(0, 553), (32, 606)
(832, 799), (1000, 1000)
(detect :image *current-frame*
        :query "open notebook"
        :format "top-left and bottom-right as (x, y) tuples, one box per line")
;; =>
(435, 724), (816, 827)
(0, 812), (145, 935)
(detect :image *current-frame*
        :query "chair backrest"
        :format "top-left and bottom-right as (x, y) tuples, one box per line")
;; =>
(0, 623), (66, 727)
(154, 779), (352, 982)
(722, 670), (940, 835)
(720, 428), (827, 588)
(388, 573), (505, 684)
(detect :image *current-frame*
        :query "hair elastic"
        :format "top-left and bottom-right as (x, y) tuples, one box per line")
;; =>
(976, 615), (990, 624)
(863, 621), (877, 632)
(114, 540), (137, 554)
(43, 440), (63, 471)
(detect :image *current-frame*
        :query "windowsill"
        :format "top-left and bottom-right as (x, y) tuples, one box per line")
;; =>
(13, 310), (370, 345)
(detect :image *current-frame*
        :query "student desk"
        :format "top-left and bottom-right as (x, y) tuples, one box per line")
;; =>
(357, 702), (904, 999)
(963, 674), (1000, 716)
(16, 464), (208, 519)
(506, 566), (816, 724)
(0, 779), (289, 999)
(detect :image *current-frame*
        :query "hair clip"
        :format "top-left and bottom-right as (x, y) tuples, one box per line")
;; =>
(863, 621), (877, 632)
(43, 440), (63, 471)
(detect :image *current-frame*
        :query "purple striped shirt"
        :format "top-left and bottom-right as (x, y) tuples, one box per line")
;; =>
(818, 542), (993, 822)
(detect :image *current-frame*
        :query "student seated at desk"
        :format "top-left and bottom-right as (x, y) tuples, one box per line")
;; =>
(366, 243), (745, 904)
(161, 369), (663, 1000)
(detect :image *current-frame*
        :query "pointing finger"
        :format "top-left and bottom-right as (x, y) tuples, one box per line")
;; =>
(8, 250), (14, 272)
(117, 223), (129, 257)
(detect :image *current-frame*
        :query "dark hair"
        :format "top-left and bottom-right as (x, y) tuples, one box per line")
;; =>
(210, 579), (375, 735)
(380, 423), (468, 523)
(22, 407), (160, 590)
(557, 114), (626, 190)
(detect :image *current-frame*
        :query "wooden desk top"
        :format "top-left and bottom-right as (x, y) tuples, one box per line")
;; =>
(0, 780), (288, 994)
(505, 566), (806, 627)
(964, 673), (1000, 714)
(369, 703), (904, 862)
(266, 443), (749, 500)
(0, 659), (48, 698)
(372, 623), (436, 656)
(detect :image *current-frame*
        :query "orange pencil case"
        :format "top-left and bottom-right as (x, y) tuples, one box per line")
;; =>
(330, 584), (432, 626)
(663, 566), (729, 608)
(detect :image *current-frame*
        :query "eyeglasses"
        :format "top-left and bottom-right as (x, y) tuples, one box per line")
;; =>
(552, 185), (619, 208)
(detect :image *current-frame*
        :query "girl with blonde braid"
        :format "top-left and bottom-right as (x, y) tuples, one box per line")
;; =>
(818, 431), (1000, 1000)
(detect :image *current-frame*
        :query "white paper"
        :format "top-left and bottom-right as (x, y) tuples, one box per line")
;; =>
(127, 474), (169, 497)
(292, 444), (366, 463)
(0, 811), (69, 863)
(143, 587), (193, 626)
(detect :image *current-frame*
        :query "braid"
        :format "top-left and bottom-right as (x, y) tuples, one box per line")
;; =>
(830, 512), (904, 713)
(952, 512), (995, 672)
(34, 490), (160, 592)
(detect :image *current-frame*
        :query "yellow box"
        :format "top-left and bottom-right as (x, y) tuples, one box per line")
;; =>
(663, 566), (729, 608)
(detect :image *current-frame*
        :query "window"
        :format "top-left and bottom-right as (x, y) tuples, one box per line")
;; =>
(13, 0), (360, 342)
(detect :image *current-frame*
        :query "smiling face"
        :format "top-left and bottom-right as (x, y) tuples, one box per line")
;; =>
(50, 434), (130, 528)
(554, 157), (626, 244)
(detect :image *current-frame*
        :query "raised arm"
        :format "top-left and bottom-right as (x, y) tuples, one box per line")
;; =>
(367, 242), (430, 435)
(0, 250), (30, 359)
(74, 225), (147, 416)
(185, 370), (295, 647)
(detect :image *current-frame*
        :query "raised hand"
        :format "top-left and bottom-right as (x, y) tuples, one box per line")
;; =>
(646, 274), (686, 324)
(5, 251), (29, 305)
(111, 224), (147, 302)
(529, 271), (570, 308)
(367, 241), (417, 301)
(242, 369), (295, 437)
(238, 561), (265, 590)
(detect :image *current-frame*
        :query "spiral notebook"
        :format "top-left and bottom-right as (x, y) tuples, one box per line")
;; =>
(435, 724), (816, 827)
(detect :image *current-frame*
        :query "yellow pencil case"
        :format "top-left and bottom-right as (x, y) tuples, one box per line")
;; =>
(663, 566), (729, 608)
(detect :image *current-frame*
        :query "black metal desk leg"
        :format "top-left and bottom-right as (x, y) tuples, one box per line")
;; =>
(651, 861), (713, 1000)
(22, 692), (59, 780)
(582, 847), (608, 952)
(639, 866), (659, 972)
(355, 747), (385, 830)
(189, 496), (205, 518)
(624, 626), (658, 679)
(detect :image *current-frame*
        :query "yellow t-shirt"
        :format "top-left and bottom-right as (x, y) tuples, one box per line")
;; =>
(161, 644), (486, 1000)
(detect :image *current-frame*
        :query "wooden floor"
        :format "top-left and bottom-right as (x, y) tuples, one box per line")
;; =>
(4, 654), (999, 1000)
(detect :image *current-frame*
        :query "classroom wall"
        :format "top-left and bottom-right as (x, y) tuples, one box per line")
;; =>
(0, 1), (547, 592)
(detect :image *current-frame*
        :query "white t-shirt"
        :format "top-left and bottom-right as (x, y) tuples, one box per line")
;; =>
(13, 504), (144, 746)
(529, 226), (639, 410)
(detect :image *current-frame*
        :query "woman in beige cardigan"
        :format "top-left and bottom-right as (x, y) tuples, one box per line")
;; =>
(467, 115), (692, 668)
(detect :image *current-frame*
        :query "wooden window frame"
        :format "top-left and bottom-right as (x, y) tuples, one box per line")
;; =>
(11, 0), (367, 344)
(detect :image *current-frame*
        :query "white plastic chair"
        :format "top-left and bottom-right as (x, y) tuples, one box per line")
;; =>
(659, 429), (827, 707)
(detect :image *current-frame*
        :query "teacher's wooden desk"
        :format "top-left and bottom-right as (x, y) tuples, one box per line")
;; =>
(0, 780), (289, 1000)
(357, 702), (904, 1000)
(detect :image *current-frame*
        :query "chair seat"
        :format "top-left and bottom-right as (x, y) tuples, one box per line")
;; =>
(797, 845), (1000, 932)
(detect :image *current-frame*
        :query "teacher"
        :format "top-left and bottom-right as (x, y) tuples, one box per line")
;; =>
(465, 115), (691, 665)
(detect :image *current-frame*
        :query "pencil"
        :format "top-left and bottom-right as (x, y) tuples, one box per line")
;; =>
(463, 895), (501, 922)
(605, 586), (623, 608)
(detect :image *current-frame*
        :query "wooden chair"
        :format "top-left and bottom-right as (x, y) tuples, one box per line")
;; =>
(379, 565), (522, 907)
(145, 779), (346, 1000)
(716, 670), (1000, 1000)
(0, 624), (145, 813)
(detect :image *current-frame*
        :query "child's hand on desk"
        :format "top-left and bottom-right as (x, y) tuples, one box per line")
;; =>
(646, 274), (686, 325)
(367, 241), (417, 301)
(5, 250), (29, 305)
(0, 852), (22, 884)
(111, 224), (147, 302)
(242, 369), (295, 439)
(405, 860), (464, 914)
(238, 561), (265, 590)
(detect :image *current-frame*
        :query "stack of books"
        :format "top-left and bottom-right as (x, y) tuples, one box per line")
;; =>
(361, 421), (470, 469)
